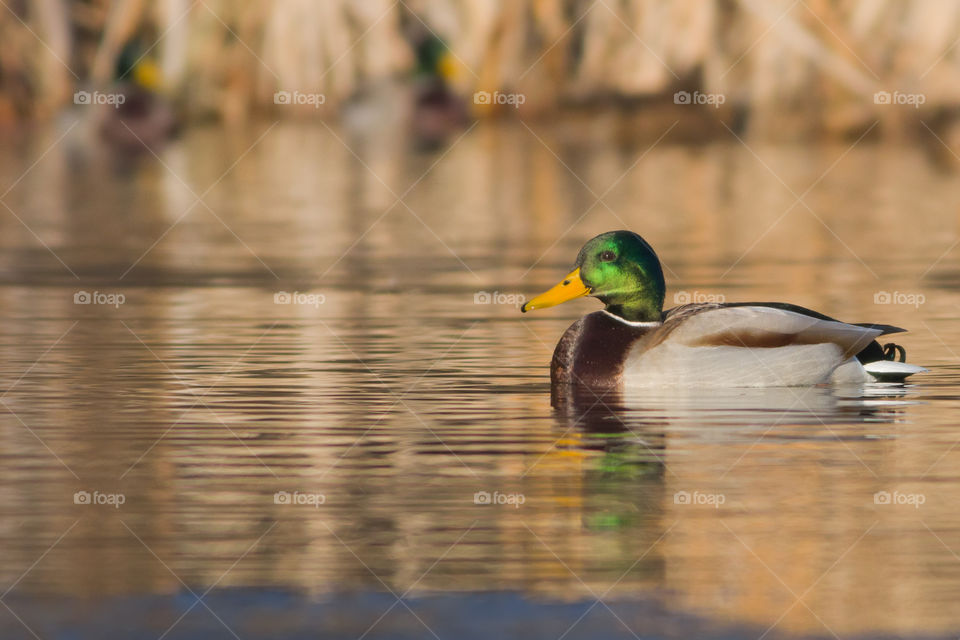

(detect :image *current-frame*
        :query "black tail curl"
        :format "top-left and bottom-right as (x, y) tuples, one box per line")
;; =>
(856, 340), (907, 364)
(882, 342), (906, 362)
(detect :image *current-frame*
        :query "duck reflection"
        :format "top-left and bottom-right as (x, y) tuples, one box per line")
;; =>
(551, 381), (916, 463)
(551, 383), (666, 470)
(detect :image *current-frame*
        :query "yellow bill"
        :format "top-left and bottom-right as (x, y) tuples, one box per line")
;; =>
(133, 58), (163, 91)
(437, 52), (458, 82)
(521, 268), (591, 312)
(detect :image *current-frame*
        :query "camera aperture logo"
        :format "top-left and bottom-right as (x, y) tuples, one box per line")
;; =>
(873, 490), (925, 508)
(474, 291), (525, 307)
(674, 90), (725, 108)
(873, 91), (925, 108)
(473, 90), (526, 108)
(74, 291), (125, 308)
(74, 90), (126, 108)
(673, 490), (725, 508)
(74, 490), (125, 508)
(473, 490), (525, 508)
(274, 490), (325, 508)
(273, 90), (326, 108)
(674, 290), (725, 305)
(873, 291), (924, 309)
(274, 291), (326, 307)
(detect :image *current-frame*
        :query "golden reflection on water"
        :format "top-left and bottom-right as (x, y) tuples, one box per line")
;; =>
(1, 118), (959, 637)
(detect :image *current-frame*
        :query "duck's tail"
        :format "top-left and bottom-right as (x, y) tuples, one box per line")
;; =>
(859, 341), (927, 382)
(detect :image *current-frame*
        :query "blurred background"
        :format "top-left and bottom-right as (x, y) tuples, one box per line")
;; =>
(2, 2), (960, 640)
(3, 0), (960, 142)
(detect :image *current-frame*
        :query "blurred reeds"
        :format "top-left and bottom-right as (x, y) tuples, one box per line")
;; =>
(1, 0), (959, 136)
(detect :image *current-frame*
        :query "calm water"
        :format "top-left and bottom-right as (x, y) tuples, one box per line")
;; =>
(1, 118), (959, 639)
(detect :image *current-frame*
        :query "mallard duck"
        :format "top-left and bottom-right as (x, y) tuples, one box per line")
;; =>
(98, 40), (177, 150)
(341, 32), (468, 150)
(521, 231), (926, 388)
(409, 32), (468, 149)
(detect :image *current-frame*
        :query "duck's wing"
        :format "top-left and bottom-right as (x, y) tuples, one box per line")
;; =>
(726, 303), (915, 373)
(659, 303), (883, 356)
(625, 304), (886, 387)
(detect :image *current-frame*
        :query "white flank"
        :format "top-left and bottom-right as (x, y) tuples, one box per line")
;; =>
(621, 306), (887, 388)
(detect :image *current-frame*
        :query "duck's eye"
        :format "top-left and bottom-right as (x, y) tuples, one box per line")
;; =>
(599, 250), (616, 262)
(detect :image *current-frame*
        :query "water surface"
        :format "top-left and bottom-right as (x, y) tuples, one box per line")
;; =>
(0, 119), (959, 639)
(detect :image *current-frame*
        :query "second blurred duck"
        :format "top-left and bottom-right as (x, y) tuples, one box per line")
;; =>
(98, 39), (178, 151)
(341, 31), (468, 151)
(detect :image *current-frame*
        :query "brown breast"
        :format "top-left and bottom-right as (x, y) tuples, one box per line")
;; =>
(550, 311), (651, 390)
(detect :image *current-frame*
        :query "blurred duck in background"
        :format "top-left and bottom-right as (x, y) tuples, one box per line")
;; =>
(97, 39), (178, 151)
(409, 32), (469, 149)
(341, 24), (468, 151)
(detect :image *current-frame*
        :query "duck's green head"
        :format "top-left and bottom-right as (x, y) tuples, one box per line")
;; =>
(521, 230), (666, 322)
(116, 40), (162, 91)
(414, 34), (457, 83)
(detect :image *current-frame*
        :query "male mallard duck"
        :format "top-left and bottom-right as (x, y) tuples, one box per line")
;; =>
(98, 40), (177, 150)
(521, 231), (926, 388)
(341, 32), (467, 150)
(409, 32), (468, 149)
